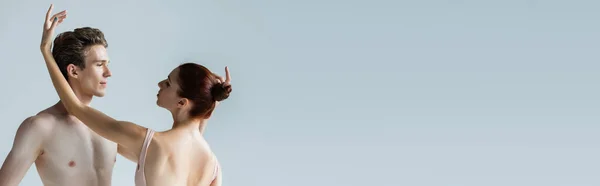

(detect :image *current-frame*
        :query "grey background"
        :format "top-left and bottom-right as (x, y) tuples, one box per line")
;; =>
(1, 0), (599, 185)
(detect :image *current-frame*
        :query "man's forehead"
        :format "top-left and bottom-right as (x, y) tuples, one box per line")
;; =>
(84, 45), (109, 62)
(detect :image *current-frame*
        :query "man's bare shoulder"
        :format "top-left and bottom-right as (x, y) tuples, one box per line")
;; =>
(15, 108), (61, 137)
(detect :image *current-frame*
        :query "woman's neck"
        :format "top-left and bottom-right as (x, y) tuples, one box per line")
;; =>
(171, 117), (208, 134)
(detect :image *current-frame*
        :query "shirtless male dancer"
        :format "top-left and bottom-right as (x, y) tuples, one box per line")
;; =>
(0, 17), (117, 186)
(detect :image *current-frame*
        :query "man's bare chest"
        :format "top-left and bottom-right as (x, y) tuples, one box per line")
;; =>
(37, 123), (117, 170)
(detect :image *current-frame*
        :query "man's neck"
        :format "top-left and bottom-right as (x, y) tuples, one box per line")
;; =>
(70, 81), (93, 106)
(54, 82), (93, 115)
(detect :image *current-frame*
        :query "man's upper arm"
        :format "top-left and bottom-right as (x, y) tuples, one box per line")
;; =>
(0, 116), (49, 186)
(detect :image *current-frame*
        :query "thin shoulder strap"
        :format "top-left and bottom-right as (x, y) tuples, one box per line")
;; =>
(212, 157), (219, 181)
(138, 128), (155, 170)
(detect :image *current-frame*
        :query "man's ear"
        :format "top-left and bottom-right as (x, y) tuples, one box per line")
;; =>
(66, 64), (78, 79)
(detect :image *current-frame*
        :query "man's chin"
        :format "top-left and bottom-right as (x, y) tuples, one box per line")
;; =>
(94, 91), (106, 97)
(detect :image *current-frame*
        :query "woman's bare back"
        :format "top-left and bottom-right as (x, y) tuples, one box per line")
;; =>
(138, 129), (220, 186)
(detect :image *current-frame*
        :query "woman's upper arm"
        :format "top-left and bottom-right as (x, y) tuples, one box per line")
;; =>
(110, 120), (148, 157)
(72, 106), (148, 156)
